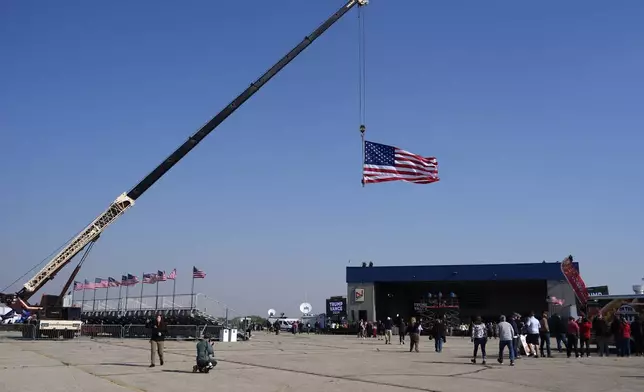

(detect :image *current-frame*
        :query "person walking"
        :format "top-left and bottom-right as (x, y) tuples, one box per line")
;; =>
(398, 317), (407, 345)
(407, 317), (421, 353)
(550, 314), (567, 352)
(147, 314), (167, 367)
(496, 315), (515, 366)
(384, 317), (393, 345)
(432, 318), (446, 353)
(470, 316), (488, 365)
(539, 311), (552, 357)
(578, 316), (592, 357)
(510, 313), (521, 359)
(566, 316), (580, 358)
(592, 313), (610, 357)
(619, 318), (632, 357)
(525, 311), (541, 357)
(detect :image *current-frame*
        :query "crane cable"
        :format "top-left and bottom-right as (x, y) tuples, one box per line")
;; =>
(358, 5), (367, 186)
(0, 218), (98, 293)
(358, 5), (367, 127)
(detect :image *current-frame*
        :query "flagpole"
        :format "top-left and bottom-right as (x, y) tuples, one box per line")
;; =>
(155, 279), (159, 310)
(105, 285), (109, 311)
(71, 286), (75, 307)
(190, 272), (195, 310)
(118, 282), (123, 312)
(360, 125), (366, 187)
(172, 276), (176, 311)
(92, 284), (97, 311)
(125, 285), (129, 311)
(81, 285), (86, 311)
(140, 272), (145, 310)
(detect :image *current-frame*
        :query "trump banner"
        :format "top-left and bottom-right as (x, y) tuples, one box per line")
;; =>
(560, 255), (589, 306)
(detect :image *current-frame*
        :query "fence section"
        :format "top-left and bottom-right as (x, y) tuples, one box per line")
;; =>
(1, 324), (224, 341)
(0, 323), (36, 340)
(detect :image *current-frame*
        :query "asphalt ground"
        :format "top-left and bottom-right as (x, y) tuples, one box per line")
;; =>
(1, 332), (643, 392)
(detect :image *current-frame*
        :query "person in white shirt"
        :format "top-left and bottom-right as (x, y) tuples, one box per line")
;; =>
(470, 316), (488, 364)
(525, 311), (541, 357)
(496, 315), (516, 366)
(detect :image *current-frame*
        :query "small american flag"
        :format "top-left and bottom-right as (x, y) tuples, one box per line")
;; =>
(95, 278), (109, 289)
(73, 281), (84, 291)
(84, 279), (95, 290)
(363, 140), (439, 184)
(127, 274), (139, 286)
(108, 277), (121, 287)
(193, 266), (206, 279)
(157, 270), (167, 282)
(143, 273), (157, 284)
(167, 269), (177, 280)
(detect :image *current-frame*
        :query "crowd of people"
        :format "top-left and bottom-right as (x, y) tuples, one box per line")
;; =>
(350, 311), (644, 366)
(140, 310), (642, 372)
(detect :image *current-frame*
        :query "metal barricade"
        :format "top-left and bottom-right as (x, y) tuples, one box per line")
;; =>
(166, 325), (199, 340)
(0, 323), (37, 340)
(81, 324), (123, 339)
(2, 323), (221, 341)
(123, 324), (148, 339)
(122, 324), (199, 340)
(200, 325), (224, 341)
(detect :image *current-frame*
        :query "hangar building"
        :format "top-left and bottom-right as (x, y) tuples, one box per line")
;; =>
(346, 262), (578, 323)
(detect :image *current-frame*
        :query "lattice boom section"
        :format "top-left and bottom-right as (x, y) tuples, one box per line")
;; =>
(24, 193), (135, 293)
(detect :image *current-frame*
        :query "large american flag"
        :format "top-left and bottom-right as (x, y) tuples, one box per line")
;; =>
(73, 281), (84, 291)
(156, 270), (167, 282)
(363, 140), (439, 184)
(193, 266), (206, 279)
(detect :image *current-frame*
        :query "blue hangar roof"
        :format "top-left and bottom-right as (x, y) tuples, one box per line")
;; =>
(346, 262), (577, 283)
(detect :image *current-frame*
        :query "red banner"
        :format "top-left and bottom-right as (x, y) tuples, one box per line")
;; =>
(560, 255), (589, 306)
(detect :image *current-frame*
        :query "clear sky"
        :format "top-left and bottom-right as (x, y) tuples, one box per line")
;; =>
(1, 0), (642, 318)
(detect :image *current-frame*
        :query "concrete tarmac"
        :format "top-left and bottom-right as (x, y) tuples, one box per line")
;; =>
(1, 333), (643, 392)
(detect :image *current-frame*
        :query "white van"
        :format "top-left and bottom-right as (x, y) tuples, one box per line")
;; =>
(269, 317), (300, 331)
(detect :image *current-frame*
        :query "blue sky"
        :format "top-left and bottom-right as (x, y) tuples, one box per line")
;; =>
(1, 0), (642, 318)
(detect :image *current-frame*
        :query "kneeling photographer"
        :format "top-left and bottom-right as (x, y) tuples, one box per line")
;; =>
(194, 334), (217, 372)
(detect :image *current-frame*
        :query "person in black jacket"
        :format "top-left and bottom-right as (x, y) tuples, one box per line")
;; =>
(509, 314), (521, 358)
(550, 314), (567, 352)
(398, 318), (407, 345)
(407, 317), (421, 353)
(432, 319), (446, 353)
(147, 314), (167, 367)
(592, 314), (610, 357)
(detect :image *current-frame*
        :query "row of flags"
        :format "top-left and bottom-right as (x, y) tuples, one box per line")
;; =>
(362, 140), (439, 185)
(73, 267), (206, 291)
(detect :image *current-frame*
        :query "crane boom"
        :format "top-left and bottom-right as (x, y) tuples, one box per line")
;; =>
(4, 0), (368, 304)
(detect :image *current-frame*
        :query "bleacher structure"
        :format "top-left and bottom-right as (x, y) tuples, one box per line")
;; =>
(77, 294), (222, 326)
